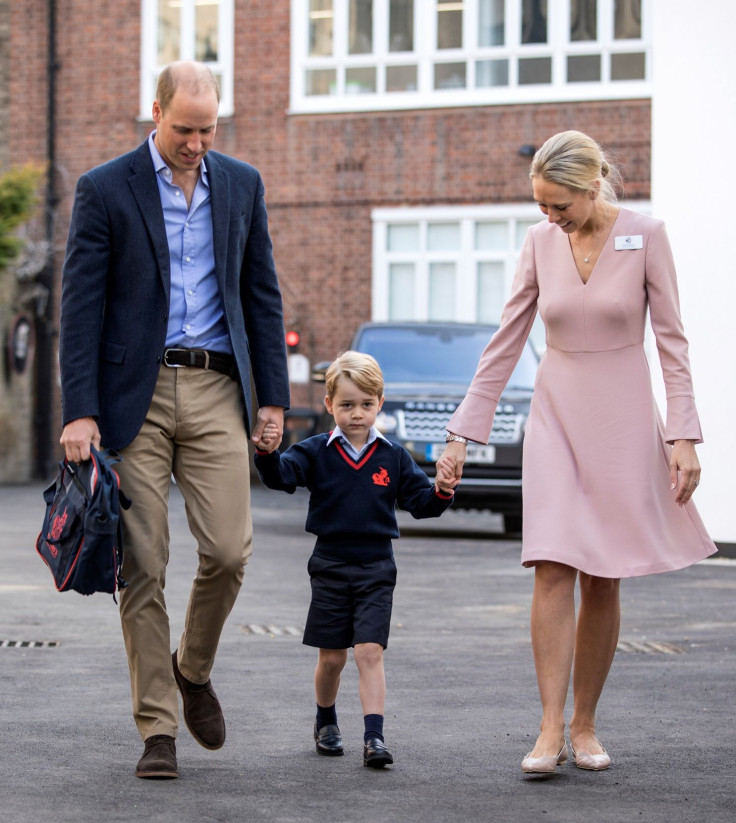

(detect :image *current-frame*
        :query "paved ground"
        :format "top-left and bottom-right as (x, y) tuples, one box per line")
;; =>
(1, 481), (734, 823)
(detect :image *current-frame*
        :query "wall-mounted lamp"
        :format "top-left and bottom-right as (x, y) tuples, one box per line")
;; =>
(518, 144), (536, 157)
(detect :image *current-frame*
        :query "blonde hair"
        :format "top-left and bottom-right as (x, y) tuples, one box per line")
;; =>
(325, 351), (384, 400)
(530, 130), (622, 204)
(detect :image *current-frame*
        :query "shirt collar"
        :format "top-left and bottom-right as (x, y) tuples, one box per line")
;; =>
(327, 426), (389, 449)
(147, 131), (209, 187)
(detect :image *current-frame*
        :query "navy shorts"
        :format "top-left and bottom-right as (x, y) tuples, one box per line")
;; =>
(303, 554), (397, 650)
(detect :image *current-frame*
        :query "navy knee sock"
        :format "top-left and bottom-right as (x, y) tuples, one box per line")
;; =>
(316, 703), (338, 728)
(364, 713), (384, 743)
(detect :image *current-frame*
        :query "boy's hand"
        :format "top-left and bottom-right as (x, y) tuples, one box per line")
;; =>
(435, 477), (456, 494)
(252, 406), (284, 453)
(435, 454), (460, 492)
(436, 441), (466, 488)
(256, 421), (281, 453)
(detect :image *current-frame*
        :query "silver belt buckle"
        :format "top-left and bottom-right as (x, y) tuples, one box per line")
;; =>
(163, 348), (185, 368)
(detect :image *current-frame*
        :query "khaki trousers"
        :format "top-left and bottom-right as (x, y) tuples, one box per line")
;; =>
(116, 365), (252, 740)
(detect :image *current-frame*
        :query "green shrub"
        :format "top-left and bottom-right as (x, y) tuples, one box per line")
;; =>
(0, 165), (45, 270)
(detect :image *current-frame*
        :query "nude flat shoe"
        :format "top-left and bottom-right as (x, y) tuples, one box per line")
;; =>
(521, 743), (568, 774)
(569, 742), (611, 771)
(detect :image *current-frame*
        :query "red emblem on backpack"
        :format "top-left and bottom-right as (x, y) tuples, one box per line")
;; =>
(50, 509), (68, 542)
(372, 467), (390, 486)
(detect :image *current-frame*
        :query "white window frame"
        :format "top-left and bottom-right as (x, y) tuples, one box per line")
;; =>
(291, 0), (651, 114)
(140, 0), (235, 119)
(373, 203), (543, 323)
(372, 202), (652, 350)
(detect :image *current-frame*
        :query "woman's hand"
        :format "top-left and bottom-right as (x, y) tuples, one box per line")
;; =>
(436, 440), (467, 489)
(670, 439), (701, 506)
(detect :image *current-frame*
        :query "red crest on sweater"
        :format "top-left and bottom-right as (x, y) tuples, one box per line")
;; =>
(372, 467), (390, 486)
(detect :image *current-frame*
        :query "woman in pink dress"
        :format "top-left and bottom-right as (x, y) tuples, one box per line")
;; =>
(437, 131), (716, 775)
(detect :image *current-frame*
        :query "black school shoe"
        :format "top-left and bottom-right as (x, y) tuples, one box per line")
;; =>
(314, 721), (344, 756)
(363, 736), (394, 768)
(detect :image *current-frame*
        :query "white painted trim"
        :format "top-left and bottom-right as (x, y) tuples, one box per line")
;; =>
(140, 0), (235, 119)
(290, 0), (651, 114)
(371, 199), (652, 330)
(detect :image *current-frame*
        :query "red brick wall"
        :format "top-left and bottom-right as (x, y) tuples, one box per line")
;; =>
(8, 0), (652, 421)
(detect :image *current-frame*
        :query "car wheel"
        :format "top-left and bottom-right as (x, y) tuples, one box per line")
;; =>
(503, 514), (523, 534)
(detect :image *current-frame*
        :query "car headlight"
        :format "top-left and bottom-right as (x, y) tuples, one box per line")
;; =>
(375, 411), (398, 434)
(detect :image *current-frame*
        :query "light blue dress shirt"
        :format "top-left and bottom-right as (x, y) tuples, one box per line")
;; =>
(327, 426), (388, 461)
(148, 133), (232, 354)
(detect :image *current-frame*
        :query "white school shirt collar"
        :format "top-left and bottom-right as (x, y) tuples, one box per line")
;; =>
(327, 426), (389, 460)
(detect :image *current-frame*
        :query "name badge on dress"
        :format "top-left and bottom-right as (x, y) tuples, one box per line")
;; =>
(614, 234), (643, 250)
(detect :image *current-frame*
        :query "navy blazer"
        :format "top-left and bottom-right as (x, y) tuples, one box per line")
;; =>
(59, 140), (290, 450)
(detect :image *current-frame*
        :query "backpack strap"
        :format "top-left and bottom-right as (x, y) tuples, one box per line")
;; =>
(90, 445), (132, 510)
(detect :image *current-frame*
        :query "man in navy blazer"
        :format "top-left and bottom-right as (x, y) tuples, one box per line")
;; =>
(59, 62), (289, 779)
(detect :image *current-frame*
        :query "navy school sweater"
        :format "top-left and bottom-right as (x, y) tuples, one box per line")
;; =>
(254, 434), (453, 562)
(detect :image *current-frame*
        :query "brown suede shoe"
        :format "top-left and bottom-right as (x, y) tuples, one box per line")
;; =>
(135, 735), (178, 779)
(172, 650), (226, 750)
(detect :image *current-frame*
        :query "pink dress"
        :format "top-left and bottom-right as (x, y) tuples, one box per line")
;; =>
(447, 208), (716, 577)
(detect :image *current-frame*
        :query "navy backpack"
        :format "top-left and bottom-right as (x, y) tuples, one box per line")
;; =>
(36, 445), (130, 600)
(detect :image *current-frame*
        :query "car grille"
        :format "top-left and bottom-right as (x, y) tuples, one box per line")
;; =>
(398, 408), (524, 445)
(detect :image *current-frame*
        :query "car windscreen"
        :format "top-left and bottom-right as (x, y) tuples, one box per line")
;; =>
(354, 326), (538, 389)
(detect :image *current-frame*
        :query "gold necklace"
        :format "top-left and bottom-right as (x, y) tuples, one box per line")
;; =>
(577, 208), (611, 263)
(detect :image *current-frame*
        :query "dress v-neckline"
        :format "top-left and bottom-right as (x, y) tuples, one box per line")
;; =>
(569, 208), (620, 286)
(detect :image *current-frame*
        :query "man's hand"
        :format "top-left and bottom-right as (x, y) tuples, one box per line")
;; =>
(251, 406), (285, 453)
(60, 417), (101, 463)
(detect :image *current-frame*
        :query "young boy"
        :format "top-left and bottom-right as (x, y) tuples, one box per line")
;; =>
(254, 351), (456, 768)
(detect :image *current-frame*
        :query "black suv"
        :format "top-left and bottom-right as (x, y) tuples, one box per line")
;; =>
(338, 321), (538, 533)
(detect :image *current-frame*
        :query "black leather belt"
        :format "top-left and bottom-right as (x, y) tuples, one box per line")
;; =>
(162, 348), (237, 379)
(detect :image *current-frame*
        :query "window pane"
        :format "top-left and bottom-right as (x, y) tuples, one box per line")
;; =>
(567, 54), (600, 82)
(530, 314), (546, 355)
(479, 0), (504, 47)
(429, 263), (456, 320)
(518, 57), (551, 84)
(475, 222), (507, 250)
(427, 222), (460, 251)
(389, 263), (416, 320)
(386, 64), (418, 91)
(211, 70), (223, 96)
(389, 0), (414, 52)
(434, 62), (467, 89)
(516, 220), (540, 248)
(158, 0), (180, 65)
(309, 0), (333, 56)
(611, 51), (645, 79)
(346, 66), (376, 93)
(476, 59), (508, 86)
(349, 0), (373, 54)
(387, 223), (419, 251)
(305, 68), (337, 95)
(437, 1), (463, 50)
(570, 0), (596, 42)
(195, 0), (219, 62)
(614, 0), (642, 39)
(521, 0), (547, 44)
(476, 262), (505, 324)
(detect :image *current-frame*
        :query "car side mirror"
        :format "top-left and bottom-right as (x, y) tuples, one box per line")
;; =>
(311, 361), (332, 383)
